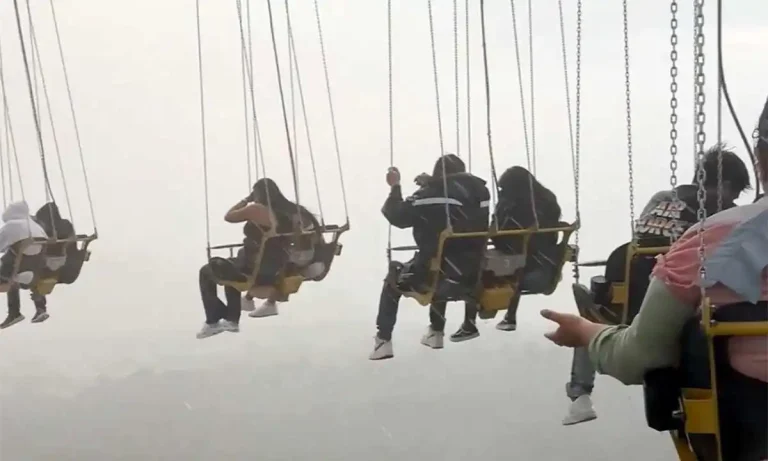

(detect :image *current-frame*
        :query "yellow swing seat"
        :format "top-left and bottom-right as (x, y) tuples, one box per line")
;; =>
(642, 298), (768, 461)
(10, 234), (97, 296)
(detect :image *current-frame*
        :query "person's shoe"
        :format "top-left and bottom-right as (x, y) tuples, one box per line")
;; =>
(220, 320), (240, 333)
(0, 313), (24, 329)
(562, 394), (598, 425)
(450, 322), (480, 342)
(241, 296), (255, 312)
(369, 335), (393, 360)
(249, 300), (278, 318)
(495, 318), (517, 331)
(420, 327), (444, 349)
(31, 309), (50, 324)
(572, 283), (612, 324)
(196, 322), (224, 339)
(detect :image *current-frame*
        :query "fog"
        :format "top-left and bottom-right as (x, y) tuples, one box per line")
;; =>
(0, 0), (765, 459)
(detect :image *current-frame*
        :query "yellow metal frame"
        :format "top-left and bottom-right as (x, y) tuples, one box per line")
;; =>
(670, 298), (768, 461)
(209, 222), (349, 299)
(609, 244), (670, 324)
(393, 222), (579, 309)
(8, 233), (97, 296)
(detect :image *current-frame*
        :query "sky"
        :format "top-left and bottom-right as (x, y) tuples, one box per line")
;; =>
(0, 0), (766, 459)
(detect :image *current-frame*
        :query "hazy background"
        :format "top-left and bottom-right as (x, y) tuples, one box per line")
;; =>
(0, 0), (765, 459)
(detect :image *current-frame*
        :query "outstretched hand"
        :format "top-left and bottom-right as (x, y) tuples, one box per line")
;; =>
(540, 309), (593, 348)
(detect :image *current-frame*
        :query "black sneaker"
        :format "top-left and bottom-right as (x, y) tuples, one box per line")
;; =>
(495, 318), (517, 331)
(31, 309), (50, 324)
(450, 322), (480, 342)
(0, 313), (25, 329)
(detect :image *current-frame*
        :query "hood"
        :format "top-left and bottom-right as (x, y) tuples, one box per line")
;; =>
(2, 201), (31, 222)
(35, 202), (62, 222)
(429, 172), (489, 201)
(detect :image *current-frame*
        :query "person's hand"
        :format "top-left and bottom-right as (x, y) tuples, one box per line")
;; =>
(386, 167), (401, 187)
(540, 309), (593, 348)
(414, 172), (431, 187)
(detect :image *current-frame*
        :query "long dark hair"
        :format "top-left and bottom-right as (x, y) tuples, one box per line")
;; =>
(497, 166), (561, 221)
(251, 178), (320, 231)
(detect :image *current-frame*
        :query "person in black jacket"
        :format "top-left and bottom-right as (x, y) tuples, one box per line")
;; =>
(450, 166), (563, 341)
(562, 144), (751, 426)
(369, 154), (490, 360)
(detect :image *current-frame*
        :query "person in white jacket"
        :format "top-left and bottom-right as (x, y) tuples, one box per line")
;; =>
(0, 201), (49, 329)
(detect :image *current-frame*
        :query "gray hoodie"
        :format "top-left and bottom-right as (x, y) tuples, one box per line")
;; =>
(0, 201), (47, 255)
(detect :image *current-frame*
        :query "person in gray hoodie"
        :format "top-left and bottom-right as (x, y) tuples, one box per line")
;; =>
(0, 201), (49, 328)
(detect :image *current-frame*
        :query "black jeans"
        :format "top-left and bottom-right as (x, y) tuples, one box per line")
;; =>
(431, 301), (479, 330)
(376, 258), (431, 341)
(199, 264), (241, 325)
(1, 250), (46, 316)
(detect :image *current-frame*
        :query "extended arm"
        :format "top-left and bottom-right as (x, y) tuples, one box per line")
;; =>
(225, 200), (273, 227)
(381, 185), (419, 229)
(587, 277), (694, 385)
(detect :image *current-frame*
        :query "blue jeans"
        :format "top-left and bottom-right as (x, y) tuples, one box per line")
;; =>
(566, 347), (595, 400)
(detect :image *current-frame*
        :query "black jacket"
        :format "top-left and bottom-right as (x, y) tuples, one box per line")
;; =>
(491, 190), (562, 271)
(34, 202), (75, 257)
(382, 172), (490, 267)
(635, 184), (736, 247)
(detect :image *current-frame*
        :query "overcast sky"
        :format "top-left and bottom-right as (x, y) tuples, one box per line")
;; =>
(0, 0), (766, 459)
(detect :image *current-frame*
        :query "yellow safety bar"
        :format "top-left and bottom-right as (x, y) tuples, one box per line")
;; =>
(610, 244), (670, 324)
(209, 222), (349, 297)
(390, 222), (579, 307)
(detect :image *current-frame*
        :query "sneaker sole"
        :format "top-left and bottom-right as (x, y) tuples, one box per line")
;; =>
(449, 332), (479, 343)
(196, 329), (225, 339)
(495, 324), (517, 331)
(31, 314), (50, 324)
(369, 353), (394, 360)
(1, 315), (25, 329)
(249, 311), (278, 318)
(420, 340), (444, 349)
(562, 414), (597, 426)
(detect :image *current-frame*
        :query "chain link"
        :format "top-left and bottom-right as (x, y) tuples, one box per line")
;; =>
(528, 0), (536, 176)
(454, 0), (460, 159)
(623, 0), (635, 238)
(668, 0), (680, 241)
(573, 0), (581, 282)
(693, 0), (707, 291)
(386, 0), (393, 263)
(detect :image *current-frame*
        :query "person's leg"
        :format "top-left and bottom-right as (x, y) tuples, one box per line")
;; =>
(30, 291), (49, 323)
(197, 264), (226, 339)
(0, 284), (24, 329)
(450, 301), (480, 342)
(221, 286), (242, 332)
(562, 347), (598, 425)
(370, 263), (403, 360)
(496, 293), (521, 331)
(421, 301), (446, 349)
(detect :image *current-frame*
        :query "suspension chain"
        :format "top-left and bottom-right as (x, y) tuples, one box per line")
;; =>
(693, 0), (707, 292)
(669, 0), (680, 241)
(387, 0), (393, 263)
(453, 0), (460, 158)
(623, 0), (635, 239)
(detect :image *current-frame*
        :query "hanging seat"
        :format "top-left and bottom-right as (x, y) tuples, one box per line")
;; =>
(642, 299), (768, 461)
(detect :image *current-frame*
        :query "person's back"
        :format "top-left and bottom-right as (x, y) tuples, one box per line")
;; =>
(34, 202), (75, 257)
(491, 167), (562, 270)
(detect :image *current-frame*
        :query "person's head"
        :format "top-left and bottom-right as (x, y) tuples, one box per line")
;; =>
(497, 166), (561, 218)
(692, 144), (751, 203)
(251, 178), (290, 211)
(431, 154), (465, 178)
(755, 96), (768, 189)
(35, 202), (61, 223)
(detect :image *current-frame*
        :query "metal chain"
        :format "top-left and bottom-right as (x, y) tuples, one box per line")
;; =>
(623, 0), (635, 239)
(527, 0), (536, 176)
(669, 0), (681, 241)
(716, 0), (723, 213)
(693, 0), (707, 292)
(465, 0), (472, 173)
(454, 0), (460, 159)
(387, 0), (393, 263)
(559, 0), (581, 282)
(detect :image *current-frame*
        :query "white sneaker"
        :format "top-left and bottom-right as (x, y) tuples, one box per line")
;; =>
(196, 322), (224, 339)
(369, 336), (393, 360)
(241, 296), (255, 312)
(562, 395), (597, 425)
(420, 327), (444, 349)
(248, 300), (278, 318)
(301, 262), (325, 279)
(220, 320), (240, 333)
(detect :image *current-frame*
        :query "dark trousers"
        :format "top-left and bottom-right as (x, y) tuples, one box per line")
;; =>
(199, 264), (241, 325)
(1, 250), (46, 316)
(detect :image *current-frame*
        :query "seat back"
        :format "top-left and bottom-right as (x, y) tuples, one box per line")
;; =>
(483, 249), (525, 277)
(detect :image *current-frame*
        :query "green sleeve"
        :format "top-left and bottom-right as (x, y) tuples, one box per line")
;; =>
(587, 277), (694, 385)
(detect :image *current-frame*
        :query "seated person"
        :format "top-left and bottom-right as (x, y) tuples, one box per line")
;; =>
(542, 99), (768, 458)
(33, 202), (86, 285)
(370, 154), (490, 360)
(562, 144), (752, 426)
(196, 178), (313, 339)
(243, 180), (324, 317)
(450, 166), (562, 342)
(0, 201), (48, 329)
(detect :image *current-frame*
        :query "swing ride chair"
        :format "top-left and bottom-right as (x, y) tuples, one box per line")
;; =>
(642, 298), (768, 461)
(209, 222), (349, 300)
(389, 221), (579, 312)
(8, 233), (97, 296)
